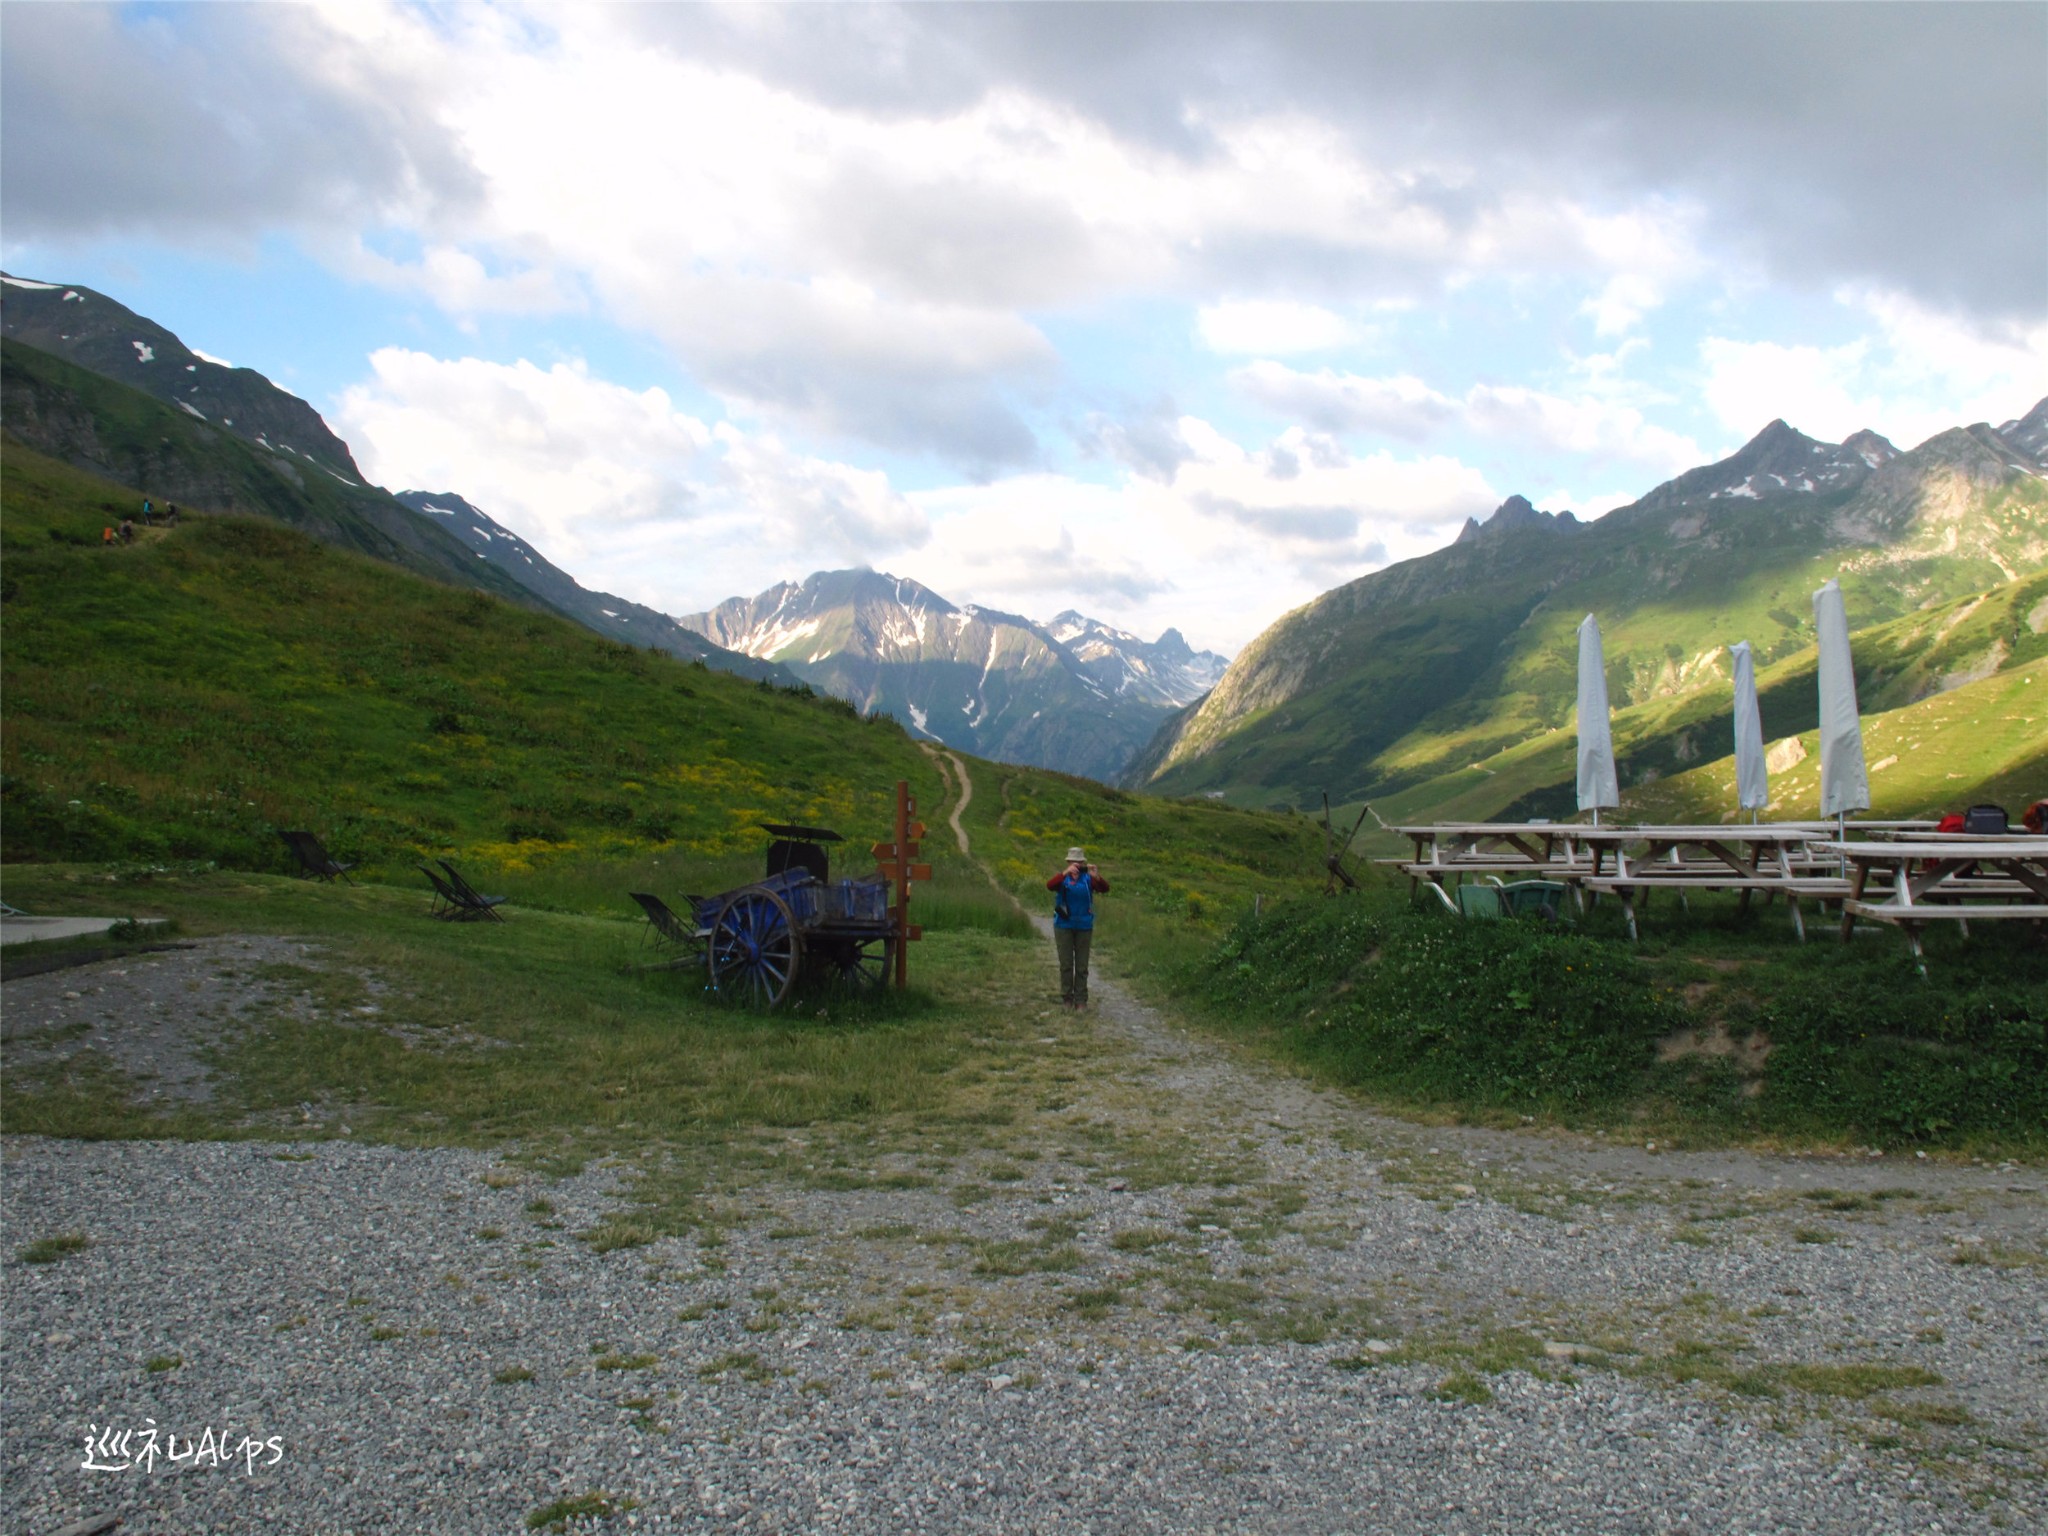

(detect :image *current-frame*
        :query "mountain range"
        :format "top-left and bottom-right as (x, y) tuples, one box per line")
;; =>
(0, 272), (1216, 778)
(680, 570), (1225, 781)
(1134, 402), (2048, 816)
(7, 268), (2041, 814)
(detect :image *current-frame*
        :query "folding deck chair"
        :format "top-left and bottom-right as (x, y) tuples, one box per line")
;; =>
(418, 865), (461, 919)
(629, 891), (703, 950)
(435, 860), (508, 921)
(280, 830), (357, 884)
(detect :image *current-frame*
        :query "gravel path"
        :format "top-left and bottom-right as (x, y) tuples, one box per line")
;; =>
(7, 922), (2045, 1535)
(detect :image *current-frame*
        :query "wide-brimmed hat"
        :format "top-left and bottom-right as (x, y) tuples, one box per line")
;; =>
(1065, 846), (1088, 862)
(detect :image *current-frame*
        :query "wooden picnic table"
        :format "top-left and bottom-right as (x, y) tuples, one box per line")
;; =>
(1566, 824), (1828, 879)
(1564, 825), (1848, 941)
(1830, 838), (2048, 961)
(1382, 822), (1594, 896)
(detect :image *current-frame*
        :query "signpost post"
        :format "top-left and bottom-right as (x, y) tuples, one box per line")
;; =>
(871, 780), (929, 988)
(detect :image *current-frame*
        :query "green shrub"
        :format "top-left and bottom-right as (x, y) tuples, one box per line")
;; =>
(1205, 897), (1685, 1112)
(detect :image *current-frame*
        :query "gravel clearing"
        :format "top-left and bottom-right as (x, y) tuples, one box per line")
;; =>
(5, 929), (2044, 1534)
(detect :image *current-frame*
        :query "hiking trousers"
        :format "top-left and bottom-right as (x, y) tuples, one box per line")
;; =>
(1055, 927), (1093, 1005)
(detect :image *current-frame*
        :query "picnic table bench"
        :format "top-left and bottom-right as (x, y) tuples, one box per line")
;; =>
(1383, 822), (1593, 895)
(1830, 838), (2048, 962)
(1557, 825), (1847, 940)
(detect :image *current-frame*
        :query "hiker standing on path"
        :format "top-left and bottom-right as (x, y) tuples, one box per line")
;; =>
(1047, 847), (1109, 1010)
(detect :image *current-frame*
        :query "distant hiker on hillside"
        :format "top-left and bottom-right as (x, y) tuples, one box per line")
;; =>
(118, 517), (136, 544)
(101, 525), (116, 547)
(165, 503), (179, 527)
(1047, 846), (1109, 1010)
(141, 497), (154, 526)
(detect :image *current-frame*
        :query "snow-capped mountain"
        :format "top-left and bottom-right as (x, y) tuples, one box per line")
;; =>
(682, 570), (1219, 779)
(2, 272), (364, 483)
(1629, 419), (1902, 514)
(1042, 612), (1228, 709)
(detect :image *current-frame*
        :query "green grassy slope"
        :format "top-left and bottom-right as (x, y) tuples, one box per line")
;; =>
(3, 337), (545, 606)
(1366, 573), (2048, 827)
(0, 444), (944, 885)
(1140, 420), (2047, 812)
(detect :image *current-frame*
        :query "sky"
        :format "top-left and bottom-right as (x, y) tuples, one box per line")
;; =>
(4, 2), (2045, 656)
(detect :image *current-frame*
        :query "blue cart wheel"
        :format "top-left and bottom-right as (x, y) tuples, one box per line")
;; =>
(710, 887), (799, 1008)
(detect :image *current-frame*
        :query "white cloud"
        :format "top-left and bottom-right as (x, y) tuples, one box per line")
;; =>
(334, 339), (1510, 651)
(1579, 272), (1665, 338)
(335, 238), (575, 318)
(1699, 287), (2048, 447)
(1234, 364), (1456, 441)
(1197, 299), (1358, 355)
(101, 4), (1721, 468)
(1462, 384), (1700, 474)
(1237, 363), (1702, 474)
(334, 348), (711, 563)
(715, 427), (930, 559)
(901, 421), (1496, 651)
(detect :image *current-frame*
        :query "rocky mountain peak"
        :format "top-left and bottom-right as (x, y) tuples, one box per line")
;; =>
(1998, 397), (2048, 459)
(1455, 494), (1580, 544)
(1840, 429), (1900, 468)
(1630, 417), (1888, 514)
(2, 272), (365, 482)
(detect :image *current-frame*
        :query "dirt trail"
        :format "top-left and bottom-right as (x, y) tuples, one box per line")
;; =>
(941, 749), (973, 855)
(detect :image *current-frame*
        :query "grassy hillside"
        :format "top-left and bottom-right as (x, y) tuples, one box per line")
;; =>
(1140, 418), (2048, 813)
(0, 443), (945, 890)
(1364, 573), (2048, 828)
(1, 440), (1331, 925)
(2, 337), (545, 607)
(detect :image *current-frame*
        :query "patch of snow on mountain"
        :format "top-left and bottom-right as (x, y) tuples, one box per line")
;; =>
(1, 275), (60, 289)
(192, 348), (234, 368)
(601, 609), (619, 618)
(747, 615), (824, 658)
(185, 364), (197, 372)
(907, 703), (930, 736)
(132, 341), (154, 363)
(176, 401), (206, 420)
(1726, 483), (1759, 499)
(420, 504), (458, 516)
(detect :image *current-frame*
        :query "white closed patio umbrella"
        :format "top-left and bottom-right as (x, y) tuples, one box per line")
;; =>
(1729, 641), (1768, 819)
(1812, 579), (1870, 834)
(1576, 614), (1619, 822)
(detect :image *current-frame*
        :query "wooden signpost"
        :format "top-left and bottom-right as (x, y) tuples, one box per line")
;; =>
(872, 779), (930, 988)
